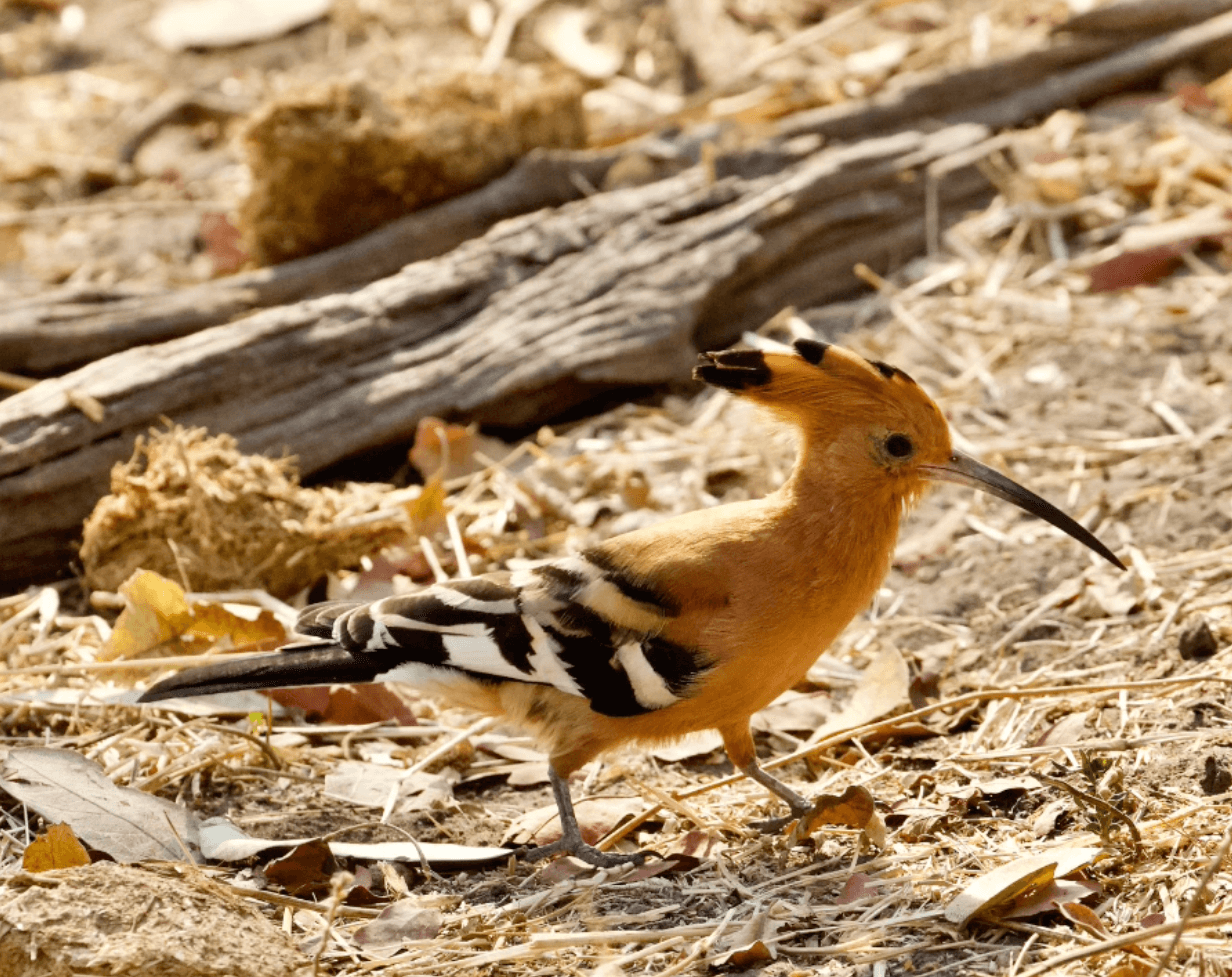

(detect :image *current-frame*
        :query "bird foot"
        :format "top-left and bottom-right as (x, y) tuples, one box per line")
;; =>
(519, 838), (653, 868)
(749, 800), (813, 835)
(749, 814), (794, 835)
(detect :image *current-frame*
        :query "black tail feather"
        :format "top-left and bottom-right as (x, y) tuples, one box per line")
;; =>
(137, 643), (379, 702)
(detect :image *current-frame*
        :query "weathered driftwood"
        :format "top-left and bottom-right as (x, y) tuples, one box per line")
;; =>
(0, 149), (622, 374)
(7, 0), (1232, 375)
(0, 124), (993, 585)
(777, 0), (1232, 142)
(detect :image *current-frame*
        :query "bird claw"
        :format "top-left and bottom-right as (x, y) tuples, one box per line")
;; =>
(517, 840), (655, 868)
(750, 800), (813, 835)
(749, 814), (795, 835)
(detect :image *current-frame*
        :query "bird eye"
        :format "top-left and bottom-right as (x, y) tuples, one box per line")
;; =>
(885, 434), (914, 459)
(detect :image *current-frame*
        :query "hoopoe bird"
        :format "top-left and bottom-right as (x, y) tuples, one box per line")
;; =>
(139, 341), (1123, 866)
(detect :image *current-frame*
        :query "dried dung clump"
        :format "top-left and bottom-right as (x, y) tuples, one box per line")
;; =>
(0, 861), (307, 977)
(80, 425), (410, 597)
(240, 67), (587, 265)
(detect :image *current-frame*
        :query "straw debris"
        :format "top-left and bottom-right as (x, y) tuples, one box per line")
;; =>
(80, 424), (414, 598)
(5, 25), (1232, 977)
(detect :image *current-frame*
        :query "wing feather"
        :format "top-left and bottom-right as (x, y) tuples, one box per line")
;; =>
(293, 555), (713, 717)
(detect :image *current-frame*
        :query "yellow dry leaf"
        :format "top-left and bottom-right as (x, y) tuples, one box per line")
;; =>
(945, 848), (1105, 926)
(409, 417), (477, 481)
(23, 823), (91, 872)
(790, 784), (878, 845)
(404, 472), (448, 539)
(185, 603), (287, 651)
(100, 569), (192, 661)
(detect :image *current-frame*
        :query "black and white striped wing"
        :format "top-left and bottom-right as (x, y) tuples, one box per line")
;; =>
(310, 556), (714, 718)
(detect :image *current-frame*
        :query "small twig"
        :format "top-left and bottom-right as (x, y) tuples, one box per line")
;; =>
(732, 0), (871, 79)
(161, 811), (197, 864)
(312, 871), (354, 977)
(1016, 913), (1232, 977)
(381, 717), (497, 823)
(340, 721), (387, 761)
(1145, 823), (1232, 977)
(604, 673), (1232, 848)
(403, 716), (496, 779)
(1032, 772), (1141, 850)
(476, 0), (549, 73)
(222, 881), (381, 918)
(418, 536), (449, 584)
(0, 371), (37, 393)
(318, 820), (440, 882)
(5, 652), (264, 677)
(446, 512), (472, 579)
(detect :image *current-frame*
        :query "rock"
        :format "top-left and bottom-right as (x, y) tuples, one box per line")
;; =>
(1178, 615), (1219, 661)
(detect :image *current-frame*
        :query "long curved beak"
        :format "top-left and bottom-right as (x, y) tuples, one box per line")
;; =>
(922, 452), (1125, 570)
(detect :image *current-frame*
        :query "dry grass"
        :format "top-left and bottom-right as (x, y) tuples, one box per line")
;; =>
(4, 17), (1232, 977)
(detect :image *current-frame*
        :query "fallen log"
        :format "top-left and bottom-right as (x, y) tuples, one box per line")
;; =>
(0, 124), (993, 586)
(7, 0), (1232, 374)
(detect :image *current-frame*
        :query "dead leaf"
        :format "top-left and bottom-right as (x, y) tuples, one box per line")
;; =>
(671, 828), (723, 861)
(404, 473), (448, 539)
(200, 815), (510, 868)
(1057, 901), (1111, 937)
(410, 417), (480, 481)
(1088, 242), (1190, 292)
(506, 762), (552, 787)
(101, 569), (193, 661)
(503, 796), (646, 847)
(22, 823), (91, 872)
(1106, 965), (1153, 977)
(753, 690), (833, 734)
(836, 872), (878, 904)
(713, 908), (779, 969)
(343, 545), (446, 597)
(149, 0), (331, 51)
(344, 877), (385, 907)
(937, 776), (1042, 803)
(354, 901), (443, 948)
(1073, 576), (1141, 619)
(185, 602), (286, 650)
(199, 212), (248, 275)
(0, 748), (201, 863)
(1001, 881), (1101, 919)
(1035, 711), (1091, 746)
(790, 785), (877, 845)
(649, 730), (725, 762)
(534, 7), (624, 79)
(474, 737), (546, 763)
(103, 571), (289, 665)
(264, 839), (338, 896)
(323, 761), (456, 811)
(945, 848), (1105, 926)
(620, 829), (723, 882)
(535, 856), (594, 883)
(758, 644), (910, 742)
(269, 684), (416, 725)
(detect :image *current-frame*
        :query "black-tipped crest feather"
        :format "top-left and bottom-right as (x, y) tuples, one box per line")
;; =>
(793, 338), (829, 364)
(693, 349), (771, 390)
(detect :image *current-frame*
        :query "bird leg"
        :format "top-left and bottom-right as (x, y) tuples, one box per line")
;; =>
(721, 723), (812, 832)
(740, 760), (812, 818)
(519, 767), (650, 868)
(740, 760), (816, 833)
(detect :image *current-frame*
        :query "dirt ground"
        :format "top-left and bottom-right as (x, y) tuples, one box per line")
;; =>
(2, 1), (1232, 975)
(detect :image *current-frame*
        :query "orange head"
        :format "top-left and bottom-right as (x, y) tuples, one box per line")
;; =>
(695, 339), (1124, 569)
